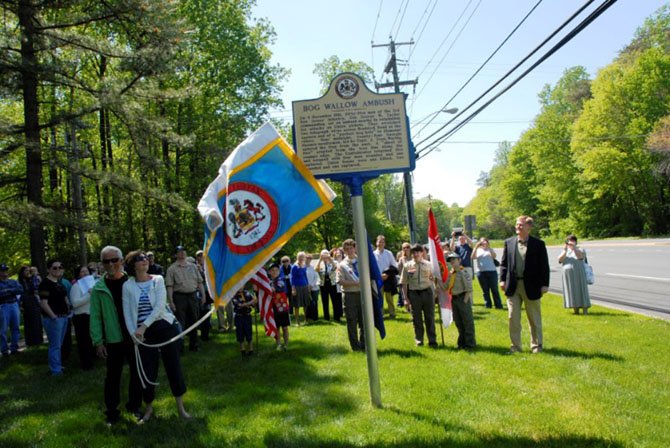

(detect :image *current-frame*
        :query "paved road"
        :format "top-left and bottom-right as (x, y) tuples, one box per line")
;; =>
(546, 238), (670, 320)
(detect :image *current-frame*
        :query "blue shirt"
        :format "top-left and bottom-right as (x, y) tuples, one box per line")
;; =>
(290, 264), (309, 287)
(0, 279), (23, 304)
(455, 244), (473, 268)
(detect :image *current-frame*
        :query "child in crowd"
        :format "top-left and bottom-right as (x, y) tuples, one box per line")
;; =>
(231, 284), (257, 356)
(268, 263), (290, 351)
(446, 252), (476, 350)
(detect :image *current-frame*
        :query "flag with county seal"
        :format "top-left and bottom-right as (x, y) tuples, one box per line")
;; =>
(428, 207), (452, 328)
(197, 122), (336, 310)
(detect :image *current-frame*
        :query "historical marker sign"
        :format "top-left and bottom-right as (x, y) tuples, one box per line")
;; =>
(292, 73), (413, 179)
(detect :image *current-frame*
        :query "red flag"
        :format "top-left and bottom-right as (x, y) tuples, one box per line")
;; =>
(250, 268), (277, 338)
(428, 207), (452, 328)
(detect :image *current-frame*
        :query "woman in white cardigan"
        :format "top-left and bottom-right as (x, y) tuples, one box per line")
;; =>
(122, 250), (190, 423)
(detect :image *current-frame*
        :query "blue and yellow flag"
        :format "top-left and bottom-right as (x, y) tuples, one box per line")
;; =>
(197, 123), (336, 307)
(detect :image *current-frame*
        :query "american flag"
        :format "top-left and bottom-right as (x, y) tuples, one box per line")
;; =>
(251, 268), (277, 338)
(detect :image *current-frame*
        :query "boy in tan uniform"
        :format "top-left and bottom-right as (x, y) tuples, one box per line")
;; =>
(446, 252), (476, 350)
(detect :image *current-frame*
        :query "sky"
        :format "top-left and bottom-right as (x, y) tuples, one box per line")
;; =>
(253, 0), (666, 207)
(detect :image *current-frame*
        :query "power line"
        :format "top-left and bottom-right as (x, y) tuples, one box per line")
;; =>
(412, 0), (483, 105)
(412, 0), (544, 136)
(417, 0), (619, 160)
(371, 0), (385, 82)
(414, 0), (598, 151)
(392, 0), (411, 41)
(371, 0), (384, 43)
(404, 0), (439, 78)
(412, 0), (474, 85)
(388, 0), (407, 41)
(431, 134), (651, 145)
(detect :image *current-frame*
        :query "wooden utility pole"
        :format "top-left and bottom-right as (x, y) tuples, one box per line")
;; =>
(373, 39), (419, 243)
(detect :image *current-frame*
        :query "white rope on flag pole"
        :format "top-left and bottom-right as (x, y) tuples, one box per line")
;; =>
(132, 307), (215, 388)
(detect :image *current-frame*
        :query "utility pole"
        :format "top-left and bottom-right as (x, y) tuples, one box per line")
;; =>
(373, 38), (419, 243)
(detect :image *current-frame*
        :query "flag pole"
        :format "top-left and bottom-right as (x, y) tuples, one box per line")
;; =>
(254, 304), (259, 352)
(349, 176), (382, 408)
(437, 302), (445, 347)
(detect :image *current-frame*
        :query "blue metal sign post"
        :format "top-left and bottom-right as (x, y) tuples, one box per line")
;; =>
(292, 73), (415, 408)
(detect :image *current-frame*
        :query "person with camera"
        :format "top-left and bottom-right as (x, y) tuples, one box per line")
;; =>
(472, 238), (503, 309)
(558, 235), (591, 315)
(449, 231), (474, 280)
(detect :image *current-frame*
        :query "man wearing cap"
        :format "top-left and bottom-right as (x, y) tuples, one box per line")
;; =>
(399, 244), (437, 348)
(166, 246), (205, 352)
(0, 264), (23, 357)
(499, 215), (550, 354)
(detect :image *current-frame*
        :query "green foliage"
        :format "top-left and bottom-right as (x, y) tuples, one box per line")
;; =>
(312, 55), (375, 94)
(1, 296), (669, 447)
(414, 196), (461, 243)
(466, 6), (670, 239)
(0, 0), (287, 268)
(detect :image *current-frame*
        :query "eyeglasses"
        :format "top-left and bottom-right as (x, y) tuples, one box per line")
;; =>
(102, 258), (120, 265)
(133, 255), (148, 263)
(51, 266), (64, 270)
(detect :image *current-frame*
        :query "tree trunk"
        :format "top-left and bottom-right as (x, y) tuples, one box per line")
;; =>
(18, 0), (46, 273)
(69, 124), (87, 265)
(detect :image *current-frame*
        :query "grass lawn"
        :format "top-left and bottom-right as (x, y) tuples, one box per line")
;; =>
(1, 288), (669, 447)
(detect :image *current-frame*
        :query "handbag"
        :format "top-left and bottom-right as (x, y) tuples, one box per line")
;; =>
(493, 258), (500, 267)
(584, 263), (595, 285)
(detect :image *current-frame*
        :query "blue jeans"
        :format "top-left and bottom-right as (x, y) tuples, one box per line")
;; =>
(1, 301), (21, 354)
(477, 270), (503, 308)
(43, 316), (68, 374)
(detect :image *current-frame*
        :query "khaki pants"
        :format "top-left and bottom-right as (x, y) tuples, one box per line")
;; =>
(383, 289), (396, 317)
(507, 280), (542, 351)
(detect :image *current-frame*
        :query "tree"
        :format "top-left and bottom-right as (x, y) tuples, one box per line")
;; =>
(313, 56), (375, 93)
(0, 1), (287, 270)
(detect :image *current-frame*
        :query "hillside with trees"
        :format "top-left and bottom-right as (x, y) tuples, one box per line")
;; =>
(465, 6), (670, 239)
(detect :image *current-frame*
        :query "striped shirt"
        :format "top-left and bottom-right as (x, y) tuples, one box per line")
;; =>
(136, 280), (153, 325)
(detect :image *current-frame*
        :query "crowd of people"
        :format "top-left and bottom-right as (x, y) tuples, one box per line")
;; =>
(0, 215), (594, 423)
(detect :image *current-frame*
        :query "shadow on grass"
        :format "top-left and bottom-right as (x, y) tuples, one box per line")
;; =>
(544, 347), (623, 361)
(0, 337), (361, 447)
(378, 348), (427, 358)
(468, 343), (623, 361)
(579, 311), (630, 318)
(262, 432), (625, 447)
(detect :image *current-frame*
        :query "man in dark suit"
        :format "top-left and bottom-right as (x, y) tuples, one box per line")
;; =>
(499, 216), (549, 353)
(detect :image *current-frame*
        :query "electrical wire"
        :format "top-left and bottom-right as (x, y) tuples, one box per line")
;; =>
(413, 0), (474, 84)
(388, 0), (407, 40)
(414, 0), (598, 151)
(405, 0), (439, 78)
(417, 0), (619, 160)
(413, 0), (483, 104)
(393, 0), (411, 41)
(371, 0), (384, 80)
(412, 0), (544, 136)
(371, 0), (384, 43)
